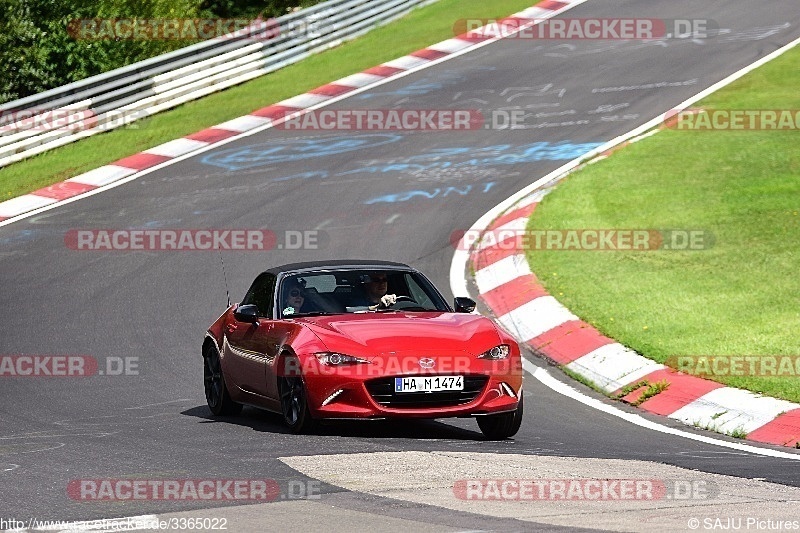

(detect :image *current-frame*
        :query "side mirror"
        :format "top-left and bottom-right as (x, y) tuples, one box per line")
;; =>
(234, 304), (260, 324)
(454, 297), (476, 313)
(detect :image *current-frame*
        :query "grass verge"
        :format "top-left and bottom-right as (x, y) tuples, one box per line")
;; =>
(0, 0), (541, 201)
(526, 46), (800, 403)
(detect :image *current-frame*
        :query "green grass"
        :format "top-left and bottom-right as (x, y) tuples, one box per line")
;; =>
(0, 0), (542, 200)
(610, 379), (670, 406)
(728, 427), (748, 439)
(561, 366), (604, 395)
(526, 46), (800, 403)
(612, 380), (649, 400)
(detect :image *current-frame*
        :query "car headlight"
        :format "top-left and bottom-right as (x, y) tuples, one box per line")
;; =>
(478, 345), (510, 360)
(315, 352), (371, 366)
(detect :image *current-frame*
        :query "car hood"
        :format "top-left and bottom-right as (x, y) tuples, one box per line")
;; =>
(299, 312), (501, 357)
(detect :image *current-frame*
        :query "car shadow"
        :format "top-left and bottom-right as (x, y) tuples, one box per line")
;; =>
(181, 404), (486, 440)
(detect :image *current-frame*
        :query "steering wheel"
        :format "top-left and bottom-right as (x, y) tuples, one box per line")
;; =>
(386, 296), (426, 310)
(376, 295), (414, 310)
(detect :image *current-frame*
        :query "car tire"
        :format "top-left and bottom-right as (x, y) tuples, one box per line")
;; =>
(477, 394), (524, 440)
(204, 344), (243, 416)
(278, 357), (317, 434)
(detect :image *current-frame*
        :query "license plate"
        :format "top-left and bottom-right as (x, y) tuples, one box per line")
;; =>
(394, 375), (464, 393)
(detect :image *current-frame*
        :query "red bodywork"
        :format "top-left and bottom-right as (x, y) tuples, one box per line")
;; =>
(205, 308), (523, 420)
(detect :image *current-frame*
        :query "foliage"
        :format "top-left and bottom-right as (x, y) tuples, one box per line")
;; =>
(0, 0), (323, 104)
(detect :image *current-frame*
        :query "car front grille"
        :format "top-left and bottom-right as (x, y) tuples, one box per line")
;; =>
(365, 375), (489, 408)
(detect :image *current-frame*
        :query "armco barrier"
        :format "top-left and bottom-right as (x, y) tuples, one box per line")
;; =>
(0, 0), (439, 169)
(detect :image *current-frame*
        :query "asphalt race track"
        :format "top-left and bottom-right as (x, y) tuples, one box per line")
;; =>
(1, 0), (800, 529)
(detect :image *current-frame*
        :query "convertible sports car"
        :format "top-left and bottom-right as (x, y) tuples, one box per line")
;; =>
(203, 260), (524, 439)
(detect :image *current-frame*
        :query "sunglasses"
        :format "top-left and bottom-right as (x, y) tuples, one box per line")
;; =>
(288, 289), (302, 297)
(369, 277), (388, 283)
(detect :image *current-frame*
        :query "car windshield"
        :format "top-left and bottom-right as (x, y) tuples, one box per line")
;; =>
(278, 268), (449, 318)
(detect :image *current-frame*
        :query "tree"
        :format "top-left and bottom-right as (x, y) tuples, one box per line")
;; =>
(1, 0), (322, 104)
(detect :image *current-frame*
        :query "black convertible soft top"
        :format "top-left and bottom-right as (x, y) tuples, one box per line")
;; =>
(262, 259), (413, 276)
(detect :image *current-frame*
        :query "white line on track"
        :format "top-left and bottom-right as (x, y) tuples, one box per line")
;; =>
(524, 359), (800, 460)
(123, 399), (194, 410)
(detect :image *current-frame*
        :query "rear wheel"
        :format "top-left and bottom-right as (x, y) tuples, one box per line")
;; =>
(204, 344), (243, 416)
(477, 394), (524, 440)
(278, 357), (317, 434)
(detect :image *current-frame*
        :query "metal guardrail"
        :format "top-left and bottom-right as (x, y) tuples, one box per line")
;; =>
(0, 0), (439, 169)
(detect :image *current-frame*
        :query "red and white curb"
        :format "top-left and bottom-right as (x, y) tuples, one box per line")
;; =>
(0, 0), (586, 226)
(447, 33), (800, 452)
(469, 191), (800, 448)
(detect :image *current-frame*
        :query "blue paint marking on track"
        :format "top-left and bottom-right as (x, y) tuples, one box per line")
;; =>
(273, 171), (330, 182)
(351, 80), (446, 100)
(349, 141), (603, 175)
(0, 229), (51, 246)
(203, 137), (604, 187)
(201, 134), (404, 171)
(365, 182), (497, 204)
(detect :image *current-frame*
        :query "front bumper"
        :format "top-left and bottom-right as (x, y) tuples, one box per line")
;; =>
(301, 357), (523, 419)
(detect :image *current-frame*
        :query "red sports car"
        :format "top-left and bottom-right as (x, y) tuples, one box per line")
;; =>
(203, 260), (524, 439)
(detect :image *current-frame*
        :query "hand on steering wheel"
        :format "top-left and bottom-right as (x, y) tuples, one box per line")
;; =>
(377, 295), (413, 309)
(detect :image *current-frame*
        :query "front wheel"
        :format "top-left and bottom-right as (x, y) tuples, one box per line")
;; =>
(477, 394), (524, 440)
(204, 344), (243, 416)
(278, 359), (317, 434)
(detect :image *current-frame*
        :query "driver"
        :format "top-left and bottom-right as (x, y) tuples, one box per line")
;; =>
(356, 272), (397, 310)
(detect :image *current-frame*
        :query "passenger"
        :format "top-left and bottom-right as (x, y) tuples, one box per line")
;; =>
(282, 279), (311, 316)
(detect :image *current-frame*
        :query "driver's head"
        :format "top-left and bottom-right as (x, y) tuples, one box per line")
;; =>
(364, 272), (388, 302)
